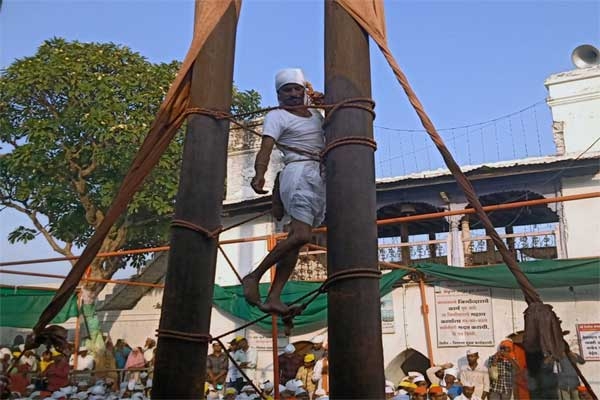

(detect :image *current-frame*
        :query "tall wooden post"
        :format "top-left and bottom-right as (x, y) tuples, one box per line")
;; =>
(324, 2), (385, 398)
(152, 3), (238, 398)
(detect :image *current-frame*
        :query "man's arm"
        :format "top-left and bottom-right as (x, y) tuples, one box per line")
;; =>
(251, 137), (276, 194)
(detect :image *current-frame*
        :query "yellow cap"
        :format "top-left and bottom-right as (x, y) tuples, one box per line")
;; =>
(304, 353), (315, 363)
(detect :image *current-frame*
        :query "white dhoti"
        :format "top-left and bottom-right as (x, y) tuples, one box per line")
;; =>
(279, 157), (325, 227)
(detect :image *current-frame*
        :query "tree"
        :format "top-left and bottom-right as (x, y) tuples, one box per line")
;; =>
(0, 38), (262, 302)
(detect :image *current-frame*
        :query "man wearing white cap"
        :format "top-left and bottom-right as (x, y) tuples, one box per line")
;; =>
(69, 347), (95, 371)
(460, 349), (489, 400)
(242, 68), (326, 315)
(279, 343), (303, 383)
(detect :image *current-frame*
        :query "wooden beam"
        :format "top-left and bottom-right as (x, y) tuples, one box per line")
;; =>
(324, 1), (385, 398)
(152, 2), (238, 398)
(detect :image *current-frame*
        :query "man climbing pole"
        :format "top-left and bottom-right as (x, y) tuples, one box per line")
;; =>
(242, 68), (325, 315)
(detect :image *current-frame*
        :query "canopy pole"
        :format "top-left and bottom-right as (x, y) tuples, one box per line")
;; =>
(269, 234), (281, 400)
(418, 278), (435, 366)
(152, 2), (238, 398)
(324, 1), (385, 398)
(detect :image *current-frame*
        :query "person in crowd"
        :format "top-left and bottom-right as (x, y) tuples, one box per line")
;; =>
(577, 386), (592, 400)
(125, 346), (146, 384)
(398, 380), (417, 394)
(0, 348), (11, 373)
(429, 385), (447, 400)
(487, 339), (520, 400)
(279, 344), (303, 384)
(242, 68), (326, 316)
(70, 346), (95, 371)
(386, 384), (396, 399)
(95, 339), (118, 390)
(296, 354), (317, 399)
(507, 331), (531, 400)
(39, 349), (54, 373)
(260, 380), (275, 400)
(225, 337), (243, 390)
(206, 342), (228, 389)
(413, 375), (428, 388)
(8, 363), (30, 396)
(43, 353), (69, 392)
(460, 349), (489, 400)
(143, 338), (156, 366)
(558, 350), (585, 400)
(223, 386), (237, 400)
(312, 344), (329, 394)
(412, 385), (428, 400)
(114, 339), (132, 371)
(456, 381), (481, 400)
(309, 336), (326, 360)
(235, 337), (258, 390)
(445, 368), (463, 399)
(19, 346), (38, 373)
(427, 362), (454, 386)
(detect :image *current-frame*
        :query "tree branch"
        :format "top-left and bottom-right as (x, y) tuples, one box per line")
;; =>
(2, 200), (72, 257)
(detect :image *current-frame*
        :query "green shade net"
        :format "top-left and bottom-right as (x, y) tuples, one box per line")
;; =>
(212, 269), (408, 333)
(414, 258), (600, 288)
(0, 287), (79, 328)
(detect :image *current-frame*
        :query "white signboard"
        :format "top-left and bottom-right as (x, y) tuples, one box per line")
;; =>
(381, 292), (395, 334)
(577, 323), (600, 361)
(434, 281), (495, 347)
(246, 328), (289, 351)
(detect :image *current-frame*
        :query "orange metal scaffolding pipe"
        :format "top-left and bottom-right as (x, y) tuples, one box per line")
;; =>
(0, 269), (166, 288)
(1, 191), (597, 268)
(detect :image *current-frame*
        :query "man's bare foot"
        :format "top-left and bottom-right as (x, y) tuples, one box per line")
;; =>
(258, 299), (290, 315)
(242, 274), (261, 306)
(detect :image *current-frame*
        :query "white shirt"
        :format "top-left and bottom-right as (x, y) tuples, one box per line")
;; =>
(21, 354), (38, 372)
(262, 109), (325, 162)
(460, 364), (490, 399)
(235, 347), (258, 382)
(70, 354), (95, 370)
(143, 348), (155, 363)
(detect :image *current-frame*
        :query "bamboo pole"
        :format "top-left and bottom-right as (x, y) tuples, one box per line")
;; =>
(324, 2), (385, 398)
(268, 234), (281, 400)
(152, 2), (238, 397)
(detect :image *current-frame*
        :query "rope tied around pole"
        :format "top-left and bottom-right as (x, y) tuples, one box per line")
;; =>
(171, 219), (223, 238)
(321, 97), (376, 127)
(321, 136), (377, 160)
(320, 268), (382, 292)
(155, 329), (212, 344)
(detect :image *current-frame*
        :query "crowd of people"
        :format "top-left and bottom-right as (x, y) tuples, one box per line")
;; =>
(0, 332), (594, 400)
(0, 335), (155, 399)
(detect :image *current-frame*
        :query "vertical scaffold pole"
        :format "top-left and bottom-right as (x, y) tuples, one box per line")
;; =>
(152, 3), (238, 398)
(324, 1), (385, 398)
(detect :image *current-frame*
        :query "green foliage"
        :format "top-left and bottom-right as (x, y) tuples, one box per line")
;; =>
(0, 38), (262, 272)
(7, 226), (37, 244)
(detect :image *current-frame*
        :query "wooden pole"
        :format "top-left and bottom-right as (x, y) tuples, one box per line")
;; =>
(152, 2), (238, 398)
(324, 2), (385, 398)
(268, 235), (281, 400)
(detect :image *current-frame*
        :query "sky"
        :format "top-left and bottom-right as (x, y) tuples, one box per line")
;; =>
(1, 0), (599, 285)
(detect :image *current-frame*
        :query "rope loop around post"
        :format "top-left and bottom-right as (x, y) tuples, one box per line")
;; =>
(171, 219), (223, 238)
(320, 136), (377, 160)
(155, 329), (212, 344)
(321, 268), (382, 292)
(322, 97), (376, 127)
(184, 107), (232, 121)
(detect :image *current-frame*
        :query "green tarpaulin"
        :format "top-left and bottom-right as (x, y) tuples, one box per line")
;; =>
(0, 287), (79, 328)
(414, 258), (600, 288)
(212, 269), (408, 333)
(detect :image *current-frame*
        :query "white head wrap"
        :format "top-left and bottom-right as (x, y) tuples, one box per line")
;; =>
(275, 68), (305, 91)
(284, 344), (295, 354)
(444, 367), (459, 378)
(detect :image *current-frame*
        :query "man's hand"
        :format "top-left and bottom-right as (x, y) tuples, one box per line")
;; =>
(251, 175), (268, 194)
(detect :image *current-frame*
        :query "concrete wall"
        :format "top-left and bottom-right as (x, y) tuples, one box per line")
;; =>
(561, 171), (600, 258)
(545, 66), (600, 155)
